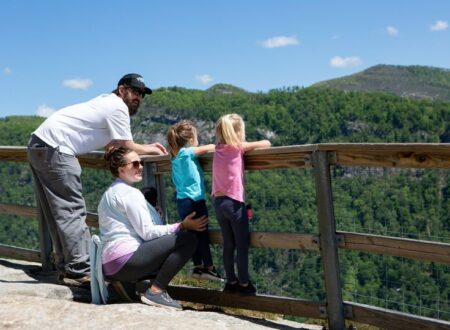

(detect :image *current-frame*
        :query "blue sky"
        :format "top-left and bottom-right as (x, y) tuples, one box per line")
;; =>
(0, 0), (449, 118)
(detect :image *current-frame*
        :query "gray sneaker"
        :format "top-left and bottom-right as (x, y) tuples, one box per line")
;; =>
(141, 289), (182, 310)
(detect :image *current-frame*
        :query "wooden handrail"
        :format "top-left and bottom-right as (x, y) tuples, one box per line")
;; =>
(2, 143), (449, 171)
(145, 143), (450, 172)
(0, 147), (108, 170)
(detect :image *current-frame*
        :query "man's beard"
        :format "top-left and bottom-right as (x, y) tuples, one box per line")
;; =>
(123, 94), (140, 116)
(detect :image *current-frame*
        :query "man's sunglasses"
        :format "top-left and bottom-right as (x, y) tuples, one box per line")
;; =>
(123, 160), (144, 168)
(126, 86), (145, 98)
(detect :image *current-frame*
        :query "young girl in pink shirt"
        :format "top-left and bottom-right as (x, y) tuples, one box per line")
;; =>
(212, 113), (271, 295)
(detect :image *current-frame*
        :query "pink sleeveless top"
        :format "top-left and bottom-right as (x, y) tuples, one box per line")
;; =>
(212, 144), (245, 202)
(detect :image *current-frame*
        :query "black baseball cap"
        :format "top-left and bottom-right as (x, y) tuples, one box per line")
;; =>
(117, 73), (153, 95)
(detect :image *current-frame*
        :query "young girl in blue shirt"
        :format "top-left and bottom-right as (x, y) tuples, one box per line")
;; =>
(167, 120), (222, 281)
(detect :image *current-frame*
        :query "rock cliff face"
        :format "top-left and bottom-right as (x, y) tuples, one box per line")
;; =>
(0, 258), (321, 330)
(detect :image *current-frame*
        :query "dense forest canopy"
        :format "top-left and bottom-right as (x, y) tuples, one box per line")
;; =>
(0, 64), (449, 321)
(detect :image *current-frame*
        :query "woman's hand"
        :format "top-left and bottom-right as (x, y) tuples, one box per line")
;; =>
(181, 212), (208, 231)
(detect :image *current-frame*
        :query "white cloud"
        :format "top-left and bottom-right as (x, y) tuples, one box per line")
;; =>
(430, 20), (448, 31)
(62, 78), (93, 90)
(386, 26), (399, 36)
(36, 104), (56, 117)
(4, 67), (12, 75)
(261, 35), (299, 48)
(195, 74), (213, 85)
(330, 56), (362, 68)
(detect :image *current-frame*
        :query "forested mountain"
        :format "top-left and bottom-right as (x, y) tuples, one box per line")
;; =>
(133, 84), (449, 147)
(0, 73), (449, 322)
(313, 64), (450, 102)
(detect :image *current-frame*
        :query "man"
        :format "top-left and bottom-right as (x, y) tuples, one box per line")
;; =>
(27, 73), (166, 287)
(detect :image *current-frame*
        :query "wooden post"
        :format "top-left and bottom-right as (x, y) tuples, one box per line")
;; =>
(142, 161), (167, 223)
(313, 151), (345, 330)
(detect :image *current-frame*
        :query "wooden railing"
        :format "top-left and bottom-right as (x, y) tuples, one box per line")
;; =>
(0, 144), (449, 330)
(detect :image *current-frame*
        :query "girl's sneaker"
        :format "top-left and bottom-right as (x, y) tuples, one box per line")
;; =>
(200, 266), (224, 282)
(238, 281), (257, 295)
(191, 267), (203, 279)
(223, 281), (240, 294)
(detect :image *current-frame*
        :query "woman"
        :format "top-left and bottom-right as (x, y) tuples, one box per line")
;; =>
(98, 146), (207, 310)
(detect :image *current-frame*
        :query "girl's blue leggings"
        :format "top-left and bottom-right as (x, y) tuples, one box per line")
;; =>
(177, 198), (213, 267)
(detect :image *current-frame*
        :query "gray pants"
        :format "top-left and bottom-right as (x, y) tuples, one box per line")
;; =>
(27, 135), (90, 277)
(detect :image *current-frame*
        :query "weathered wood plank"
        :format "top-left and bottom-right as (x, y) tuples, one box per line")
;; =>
(84, 214), (319, 250)
(77, 151), (108, 170)
(0, 147), (109, 170)
(0, 203), (100, 227)
(4, 203), (450, 260)
(150, 145), (314, 174)
(0, 204), (37, 217)
(0, 244), (40, 263)
(209, 230), (319, 250)
(86, 213), (99, 228)
(83, 218), (319, 250)
(58, 208), (319, 250)
(2, 143), (450, 170)
(307, 143), (450, 168)
(336, 149), (450, 168)
(317, 143), (450, 153)
(1, 204), (448, 260)
(347, 301), (450, 330)
(167, 285), (324, 319)
(0, 147), (28, 163)
(340, 231), (450, 264)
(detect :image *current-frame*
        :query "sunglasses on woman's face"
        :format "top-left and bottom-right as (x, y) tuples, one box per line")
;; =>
(123, 160), (144, 169)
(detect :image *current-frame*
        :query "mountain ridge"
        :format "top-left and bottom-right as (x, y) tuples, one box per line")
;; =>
(311, 64), (450, 101)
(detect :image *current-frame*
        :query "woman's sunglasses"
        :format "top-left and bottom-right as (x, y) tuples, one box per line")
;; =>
(123, 160), (144, 169)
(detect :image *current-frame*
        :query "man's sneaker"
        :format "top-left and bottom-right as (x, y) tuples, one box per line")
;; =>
(191, 267), (203, 279)
(57, 272), (91, 289)
(238, 281), (257, 295)
(140, 289), (182, 310)
(223, 281), (240, 294)
(200, 266), (224, 282)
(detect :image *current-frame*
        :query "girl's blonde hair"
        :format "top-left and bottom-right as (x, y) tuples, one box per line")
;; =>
(215, 113), (245, 146)
(167, 120), (197, 157)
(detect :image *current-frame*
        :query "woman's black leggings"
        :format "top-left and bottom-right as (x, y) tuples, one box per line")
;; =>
(110, 231), (197, 290)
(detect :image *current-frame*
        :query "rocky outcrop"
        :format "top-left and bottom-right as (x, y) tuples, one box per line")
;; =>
(0, 258), (321, 330)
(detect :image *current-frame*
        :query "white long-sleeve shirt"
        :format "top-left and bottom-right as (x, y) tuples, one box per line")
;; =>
(98, 179), (179, 264)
